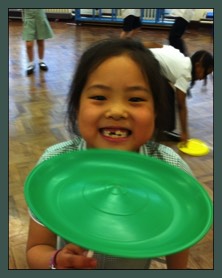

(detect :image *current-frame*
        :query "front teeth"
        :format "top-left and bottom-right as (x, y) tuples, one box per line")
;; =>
(102, 130), (128, 138)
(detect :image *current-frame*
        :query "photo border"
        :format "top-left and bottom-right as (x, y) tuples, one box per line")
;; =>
(5, 1), (219, 277)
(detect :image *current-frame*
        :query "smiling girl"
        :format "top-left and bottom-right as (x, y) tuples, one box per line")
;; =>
(26, 39), (193, 269)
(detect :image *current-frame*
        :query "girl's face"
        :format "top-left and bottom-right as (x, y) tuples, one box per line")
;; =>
(77, 55), (155, 152)
(195, 62), (213, 80)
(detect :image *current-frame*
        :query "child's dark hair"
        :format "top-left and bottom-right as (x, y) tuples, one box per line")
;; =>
(67, 38), (169, 141)
(190, 50), (213, 87)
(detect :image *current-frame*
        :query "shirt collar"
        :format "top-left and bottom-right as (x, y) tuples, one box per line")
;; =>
(78, 139), (146, 154)
(77, 138), (87, 150)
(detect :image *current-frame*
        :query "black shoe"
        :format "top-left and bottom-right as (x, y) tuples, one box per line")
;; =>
(163, 131), (181, 142)
(26, 65), (35, 75)
(39, 62), (48, 71)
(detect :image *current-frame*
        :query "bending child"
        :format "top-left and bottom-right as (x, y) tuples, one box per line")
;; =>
(120, 9), (142, 39)
(143, 41), (213, 142)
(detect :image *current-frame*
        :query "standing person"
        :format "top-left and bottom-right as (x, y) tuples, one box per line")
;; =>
(120, 9), (142, 39)
(22, 9), (54, 75)
(143, 41), (213, 142)
(25, 39), (194, 269)
(168, 9), (195, 56)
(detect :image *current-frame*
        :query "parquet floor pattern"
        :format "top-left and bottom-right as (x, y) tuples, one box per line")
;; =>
(9, 19), (213, 269)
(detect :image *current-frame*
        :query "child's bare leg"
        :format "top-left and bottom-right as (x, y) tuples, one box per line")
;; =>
(127, 27), (140, 38)
(26, 41), (34, 62)
(37, 39), (48, 71)
(26, 41), (35, 75)
(120, 28), (140, 39)
(37, 39), (44, 60)
(120, 31), (127, 38)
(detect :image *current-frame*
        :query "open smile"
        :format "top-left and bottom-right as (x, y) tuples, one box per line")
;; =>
(99, 127), (132, 139)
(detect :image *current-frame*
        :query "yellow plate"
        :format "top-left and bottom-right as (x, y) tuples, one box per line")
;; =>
(178, 139), (210, 156)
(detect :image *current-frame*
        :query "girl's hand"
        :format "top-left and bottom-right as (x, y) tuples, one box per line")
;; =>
(54, 243), (97, 269)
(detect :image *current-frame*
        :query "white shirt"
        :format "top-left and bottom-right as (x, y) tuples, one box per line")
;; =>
(149, 45), (192, 93)
(170, 9), (195, 22)
(122, 9), (141, 18)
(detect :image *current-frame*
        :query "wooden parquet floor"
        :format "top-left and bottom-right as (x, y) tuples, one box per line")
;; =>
(9, 19), (213, 269)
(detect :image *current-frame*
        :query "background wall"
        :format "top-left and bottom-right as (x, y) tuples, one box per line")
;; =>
(79, 8), (214, 20)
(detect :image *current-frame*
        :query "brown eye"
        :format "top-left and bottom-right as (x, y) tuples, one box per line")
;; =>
(129, 97), (145, 102)
(89, 95), (106, 100)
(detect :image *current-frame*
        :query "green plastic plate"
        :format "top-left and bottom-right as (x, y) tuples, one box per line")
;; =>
(24, 149), (213, 258)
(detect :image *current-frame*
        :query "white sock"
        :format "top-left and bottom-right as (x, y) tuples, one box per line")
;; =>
(28, 61), (34, 67)
(39, 59), (44, 64)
